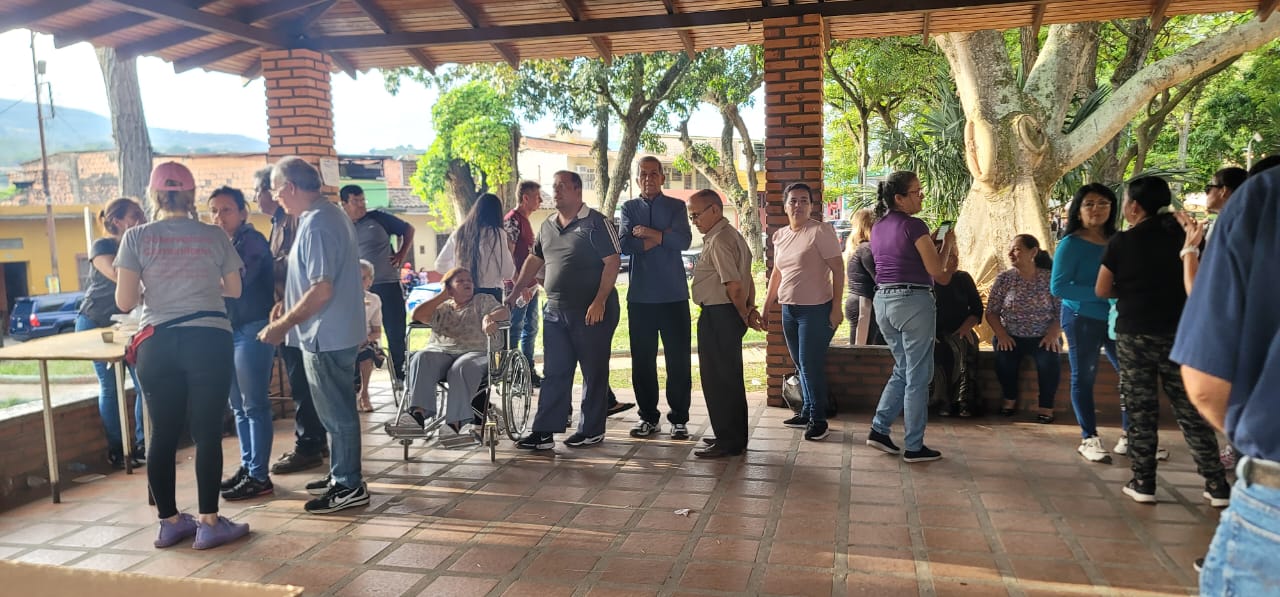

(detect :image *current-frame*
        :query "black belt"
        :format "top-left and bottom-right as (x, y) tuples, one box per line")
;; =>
(877, 283), (932, 291)
(1241, 456), (1280, 489)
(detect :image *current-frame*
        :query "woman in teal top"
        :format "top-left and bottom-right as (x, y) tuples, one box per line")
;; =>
(1051, 183), (1125, 464)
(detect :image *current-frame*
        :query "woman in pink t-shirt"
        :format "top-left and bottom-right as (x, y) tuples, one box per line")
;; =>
(763, 182), (844, 442)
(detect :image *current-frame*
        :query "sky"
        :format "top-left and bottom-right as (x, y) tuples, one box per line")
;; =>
(0, 29), (764, 154)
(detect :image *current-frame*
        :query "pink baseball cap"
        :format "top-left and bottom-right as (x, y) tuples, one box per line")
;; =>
(149, 161), (196, 192)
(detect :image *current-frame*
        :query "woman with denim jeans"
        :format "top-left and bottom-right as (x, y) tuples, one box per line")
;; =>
(764, 182), (844, 442)
(1051, 184), (1125, 463)
(988, 234), (1062, 423)
(76, 197), (147, 469)
(864, 171), (955, 463)
(116, 161), (249, 551)
(208, 186), (277, 502)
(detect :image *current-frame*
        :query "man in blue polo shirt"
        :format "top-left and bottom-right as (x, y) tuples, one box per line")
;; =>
(1172, 166), (1280, 595)
(619, 156), (693, 440)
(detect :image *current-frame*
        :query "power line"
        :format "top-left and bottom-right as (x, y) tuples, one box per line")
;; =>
(0, 95), (32, 117)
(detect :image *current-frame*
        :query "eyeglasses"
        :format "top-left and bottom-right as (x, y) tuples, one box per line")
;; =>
(689, 206), (714, 220)
(1204, 183), (1223, 193)
(1080, 200), (1110, 209)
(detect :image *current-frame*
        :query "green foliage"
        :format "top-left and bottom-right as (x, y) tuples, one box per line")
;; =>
(878, 78), (972, 226)
(409, 80), (515, 230)
(0, 185), (16, 202)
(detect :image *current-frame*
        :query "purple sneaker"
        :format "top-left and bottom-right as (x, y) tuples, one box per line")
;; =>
(154, 513), (198, 548)
(192, 516), (250, 550)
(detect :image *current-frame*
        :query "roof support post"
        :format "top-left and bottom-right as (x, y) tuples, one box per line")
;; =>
(262, 49), (337, 193)
(761, 12), (825, 405)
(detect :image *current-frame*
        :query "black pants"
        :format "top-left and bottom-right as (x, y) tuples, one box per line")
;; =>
(281, 344), (327, 455)
(629, 301), (692, 425)
(844, 295), (883, 345)
(698, 305), (748, 452)
(532, 296), (620, 436)
(136, 325), (233, 518)
(372, 281), (407, 380)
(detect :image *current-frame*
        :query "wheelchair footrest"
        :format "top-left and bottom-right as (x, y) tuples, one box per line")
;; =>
(383, 420), (436, 439)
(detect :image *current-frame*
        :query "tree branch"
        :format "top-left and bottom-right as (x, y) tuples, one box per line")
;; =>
(1024, 22), (1097, 133)
(1062, 16), (1280, 170)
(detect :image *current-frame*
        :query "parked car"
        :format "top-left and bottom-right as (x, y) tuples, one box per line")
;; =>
(619, 252), (630, 273)
(681, 248), (702, 279)
(9, 292), (86, 341)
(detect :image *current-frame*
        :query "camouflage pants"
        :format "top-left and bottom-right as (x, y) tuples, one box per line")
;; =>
(1116, 333), (1225, 485)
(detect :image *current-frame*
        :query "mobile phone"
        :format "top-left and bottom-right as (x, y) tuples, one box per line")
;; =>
(935, 221), (953, 241)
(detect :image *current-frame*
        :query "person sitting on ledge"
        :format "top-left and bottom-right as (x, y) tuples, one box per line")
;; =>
(988, 233), (1062, 424)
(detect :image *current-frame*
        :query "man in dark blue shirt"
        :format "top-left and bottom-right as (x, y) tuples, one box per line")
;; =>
(1172, 167), (1280, 595)
(619, 156), (694, 440)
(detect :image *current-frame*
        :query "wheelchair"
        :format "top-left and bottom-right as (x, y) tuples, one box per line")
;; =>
(383, 319), (533, 462)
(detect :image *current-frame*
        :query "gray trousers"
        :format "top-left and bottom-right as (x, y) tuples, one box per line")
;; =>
(406, 350), (488, 425)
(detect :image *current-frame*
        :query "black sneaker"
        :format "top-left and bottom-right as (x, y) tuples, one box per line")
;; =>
(270, 450), (324, 475)
(305, 482), (370, 514)
(866, 430), (901, 455)
(516, 432), (554, 450)
(783, 415), (809, 429)
(222, 476), (274, 501)
(1194, 557), (1205, 573)
(564, 432), (604, 448)
(903, 446), (942, 463)
(108, 451), (144, 470)
(220, 466), (248, 491)
(1203, 478), (1231, 508)
(133, 442), (147, 464)
(305, 474), (332, 496)
(530, 371), (542, 388)
(607, 401), (636, 416)
(1123, 478), (1157, 504)
(804, 420), (829, 441)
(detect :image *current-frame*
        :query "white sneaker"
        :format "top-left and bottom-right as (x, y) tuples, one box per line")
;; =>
(1078, 436), (1112, 463)
(1114, 434), (1129, 455)
(1156, 447), (1170, 461)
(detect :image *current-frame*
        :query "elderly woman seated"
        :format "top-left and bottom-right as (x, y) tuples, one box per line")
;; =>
(394, 267), (508, 435)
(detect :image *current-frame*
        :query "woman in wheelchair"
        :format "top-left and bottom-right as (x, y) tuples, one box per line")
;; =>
(394, 267), (509, 435)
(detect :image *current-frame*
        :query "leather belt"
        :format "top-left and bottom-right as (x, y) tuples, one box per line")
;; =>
(877, 283), (932, 291)
(1241, 456), (1280, 489)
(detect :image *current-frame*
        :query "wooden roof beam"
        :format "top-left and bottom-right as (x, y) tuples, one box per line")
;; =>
(350, 0), (437, 73)
(241, 57), (262, 82)
(239, 0), (334, 23)
(173, 41), (256, 72)
(921, 11), (931, 45)
(590, 36), (613, 66)
(1150, 0), (1174, 24)
(448, 0), (520, 68)
(660, 0), (676, 14)
(678, 30), (696, 58)
(0, 0), (89, 31)
(407, 48), (438, 74)
(166, 1), (337, 74)
(1260, 0), (1278, 21)
(313, 0), (1041, 50)
(52, 0), (218, 48)
(328, 52), (358, 78)
(1030, 2), (1046, 32)
(100, 0), (289, 46)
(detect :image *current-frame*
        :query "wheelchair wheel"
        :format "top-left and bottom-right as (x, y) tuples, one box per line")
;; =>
(498, 351), (533, 441)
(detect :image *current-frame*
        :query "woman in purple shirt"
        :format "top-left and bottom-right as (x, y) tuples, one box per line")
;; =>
(987, 234), (1062, 423)
(865, 171), (955, 463)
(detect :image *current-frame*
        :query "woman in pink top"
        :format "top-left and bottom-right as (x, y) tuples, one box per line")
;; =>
(763, 182), (844, 441)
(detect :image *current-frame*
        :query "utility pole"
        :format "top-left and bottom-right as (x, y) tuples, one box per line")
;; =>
(31, 32), (60, 293)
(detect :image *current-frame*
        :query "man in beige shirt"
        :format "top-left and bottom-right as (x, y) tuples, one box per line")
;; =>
(688, 190), (763, 458)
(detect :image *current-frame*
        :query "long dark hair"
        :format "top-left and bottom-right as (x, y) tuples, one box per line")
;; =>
(455, 193), (505, 282)
(1014, 234), (1053, 270)
(1063, 183), (1118, 238)
(874, 171), (918, 220)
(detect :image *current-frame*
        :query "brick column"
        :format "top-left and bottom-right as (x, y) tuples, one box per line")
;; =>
(262, 49), (336, 193)
(762, 14), (825, 406)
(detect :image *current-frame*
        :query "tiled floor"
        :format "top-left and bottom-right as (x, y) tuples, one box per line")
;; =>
(0, 383), (1220, 596)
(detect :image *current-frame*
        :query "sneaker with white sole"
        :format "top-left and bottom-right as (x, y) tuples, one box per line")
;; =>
(630, 421), (659, 438)
(783, 415), (809, 429)
(903, 446), (942, 463)
(1123, 478), (1157, 504)
(1203, 478), (1230, 508)
(804, 420), (829, 441)
(1078, 436), (1112, 464)
(670, 423), (690, 440)
(516, 432), (554, 450)
(866, 430), (901, 455)
(1157, 447), (1170, 461)
(305, 482), (370, 514)
(1114, 434), (1129, 455)
(305, 474), (332, 496)
(564, 432), (604, 448)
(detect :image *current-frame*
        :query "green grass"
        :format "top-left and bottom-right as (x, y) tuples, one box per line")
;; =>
(0, 360), (96, 377)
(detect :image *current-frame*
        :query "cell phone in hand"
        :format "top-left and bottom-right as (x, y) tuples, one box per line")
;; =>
(935, 221), (954, 241)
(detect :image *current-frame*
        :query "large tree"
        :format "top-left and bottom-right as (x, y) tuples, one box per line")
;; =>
(937, 14), (1280, 287)
(96, 48), (151, 201)
(671, 46), (765, 259)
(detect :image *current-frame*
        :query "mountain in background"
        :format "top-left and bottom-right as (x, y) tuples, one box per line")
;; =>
(0, 99), (267, 166)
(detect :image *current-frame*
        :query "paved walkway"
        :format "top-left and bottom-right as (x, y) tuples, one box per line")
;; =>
(0, 382), (1218, 596)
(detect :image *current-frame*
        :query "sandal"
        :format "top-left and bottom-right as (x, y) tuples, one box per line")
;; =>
(357, 397), (374, 413)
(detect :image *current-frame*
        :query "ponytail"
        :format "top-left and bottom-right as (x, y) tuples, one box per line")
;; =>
(874, 171), (919, 221)
(1014, 233), (1053, 270)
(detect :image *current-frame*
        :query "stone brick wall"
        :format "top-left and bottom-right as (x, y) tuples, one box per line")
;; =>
(262, 49), (336, 189)
(762, 13), (826, 405)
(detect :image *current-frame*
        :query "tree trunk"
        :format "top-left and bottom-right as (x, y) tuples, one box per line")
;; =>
(96, 47), (152, 201)
(444, 158), (480, 220)
(592, 71), (611, 208)
(858, 110), (870, 186)
(504, 124), (521, 209)
(603, 119), (644, 217)
(1019, 26), (1040, 81)
(729, 106), (764, 260)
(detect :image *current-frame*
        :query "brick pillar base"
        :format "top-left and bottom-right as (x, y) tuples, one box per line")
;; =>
(262, 49), (337, 194)
(763, 14), (826, 406)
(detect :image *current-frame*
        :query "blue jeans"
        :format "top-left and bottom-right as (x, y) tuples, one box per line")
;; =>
(75, 314), (143, 453)
(871, 288), (935, 451)
(781, 302), (836, 423)
(229, 319), (275, 481)
(301, 347), (361, 489)
(1200, 458), (1280, 597)
(532, 295), (618, 437)
(1061, 306), (1123, 438)
(993, 335), (1061, 409)
(507, 290), (540, 367)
